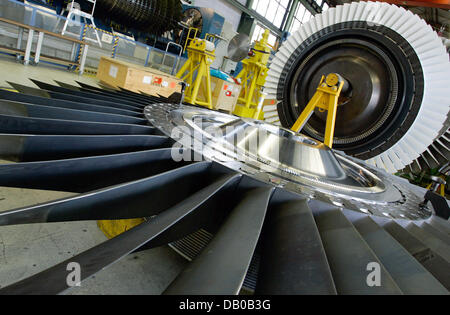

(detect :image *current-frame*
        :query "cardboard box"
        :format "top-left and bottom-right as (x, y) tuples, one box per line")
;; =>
(96, 56), (182, 98)
(198, 76), (241, 113)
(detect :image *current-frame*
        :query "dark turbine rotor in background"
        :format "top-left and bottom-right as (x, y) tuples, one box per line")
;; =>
(265, 2), (450, 174)
(95, 0), (183, 35)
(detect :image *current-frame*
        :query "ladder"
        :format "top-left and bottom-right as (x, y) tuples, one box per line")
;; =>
(61, 0), (102, 47)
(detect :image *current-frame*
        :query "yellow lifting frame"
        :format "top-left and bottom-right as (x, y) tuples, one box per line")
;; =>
(426, 176), (447, 197)
(233, 29), (271, 120)
(183, 27), (199, 54)
(291, 73), (344, 148)
(176, 38), (215, 109)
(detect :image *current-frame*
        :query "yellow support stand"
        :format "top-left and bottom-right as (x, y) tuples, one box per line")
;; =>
(426, 175), (447, 197)
(97, 218), (146, 239)
(182, 27), (199, 54)
(176, 37), (215, 109)
(233, 29), (271, 120)
(291, 73), (345, 148)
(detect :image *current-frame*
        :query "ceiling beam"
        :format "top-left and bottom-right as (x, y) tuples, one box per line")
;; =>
(280, 0), (295, 32)
(377, 0), (450, 10)
(284, 0), (300, 32)
(299, 0), (323, 13)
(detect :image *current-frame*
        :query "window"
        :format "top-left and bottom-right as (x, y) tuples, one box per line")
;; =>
(289, 3), (313, 33)
(252, 0), (289, 28)
(251, 24), (264, 43)
(250, 0), (288, 47)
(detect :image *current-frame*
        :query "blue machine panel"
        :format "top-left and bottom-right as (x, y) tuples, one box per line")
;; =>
(181, 5), (225, 40)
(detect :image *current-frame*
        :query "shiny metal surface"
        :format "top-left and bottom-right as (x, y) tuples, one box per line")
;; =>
(145, 104), (433, 220)
(227, 33), (250, 62)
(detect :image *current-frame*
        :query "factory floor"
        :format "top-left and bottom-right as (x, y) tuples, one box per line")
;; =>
(0, 55), (187, 294)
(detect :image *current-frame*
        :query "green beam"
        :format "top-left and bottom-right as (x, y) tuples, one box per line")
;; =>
(299, 0), (322, 14)
(283, 0), (300, 32)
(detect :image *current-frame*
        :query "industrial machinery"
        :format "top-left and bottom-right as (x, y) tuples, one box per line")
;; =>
(84, 0), (183, 35)
(227, 33), (251, 64)
(0, 78), (448, 294)
(178, 6), (225, 45)
(21, 0), (184, 45)
(0, 1), (449, 296)
(290, 73), (346, 148)
(181, 7), (204, 35)
(265, 1), (450, 174)
(172, 6), (230, 107)
(176, 36), (216, 108)
(174, 6), (225, 58)
(233, 29), (271, 120)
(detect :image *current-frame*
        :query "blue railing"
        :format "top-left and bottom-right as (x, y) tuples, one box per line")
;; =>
(0, 0), (186, 74)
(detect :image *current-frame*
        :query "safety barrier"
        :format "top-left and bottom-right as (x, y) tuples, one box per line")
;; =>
(0, 0), (186, 75)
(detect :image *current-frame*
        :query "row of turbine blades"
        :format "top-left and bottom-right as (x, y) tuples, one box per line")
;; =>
(0, 79), (448, 294)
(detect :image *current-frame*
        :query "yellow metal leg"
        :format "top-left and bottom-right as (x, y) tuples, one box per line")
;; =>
(290, 74), (344, 149)
(324, 95), (339, 148)
(176, 58), (191, 79)
(245, 72), (257, 109)
(205, 63), (213, 109)
(191, 61), (205, 104)
(291, 91), (324, 132)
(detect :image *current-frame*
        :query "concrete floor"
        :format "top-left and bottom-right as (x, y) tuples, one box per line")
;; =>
(0, 55), (187, 294)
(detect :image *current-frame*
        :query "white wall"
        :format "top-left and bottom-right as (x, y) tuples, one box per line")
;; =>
(192, 0), (245, 32)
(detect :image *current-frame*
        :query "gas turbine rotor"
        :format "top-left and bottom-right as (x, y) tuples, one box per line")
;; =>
(264, 1), (450, 173)
(0, 79), (448, 294)
(145, 103), (432, 221)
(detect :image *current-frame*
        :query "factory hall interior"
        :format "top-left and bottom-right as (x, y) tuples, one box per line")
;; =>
(0, 0), (449, 297)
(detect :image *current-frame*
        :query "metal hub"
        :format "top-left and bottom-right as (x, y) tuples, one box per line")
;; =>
(291, 38), (398, 145)
(145, 103), (432, 220)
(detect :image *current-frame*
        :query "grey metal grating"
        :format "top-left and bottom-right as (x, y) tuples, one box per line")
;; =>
(169, 229), (214, 261)
(169, 229), (260, 292)
(242, 253), (260, 292)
